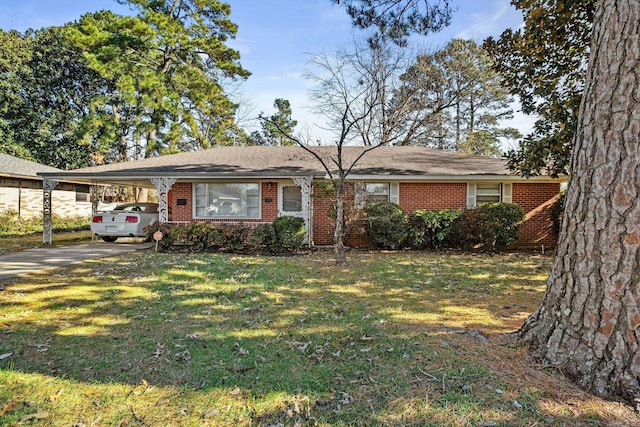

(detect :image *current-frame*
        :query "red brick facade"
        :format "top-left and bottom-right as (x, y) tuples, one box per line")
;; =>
(166, 180), (561, 249)
(168, 181), (278, 225)
(512, 182), (560, 249)
(312, 185), (336, 246)
(399, 182), (468, 213)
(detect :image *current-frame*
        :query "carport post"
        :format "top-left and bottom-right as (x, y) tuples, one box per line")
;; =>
(151, 177), (176, 223)
(42, 178), (59, 244)
(292, 176), (313, 247)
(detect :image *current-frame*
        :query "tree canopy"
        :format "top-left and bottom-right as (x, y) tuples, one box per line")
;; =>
(397, 39), (519, 156)
(0, 27), (109, 169)
(66, 0), (250, 161)
(332, 0), (452, 45)
(484, 0), (595, 176)
(258, 99), (298, 146)
(1, 0), (250, 168)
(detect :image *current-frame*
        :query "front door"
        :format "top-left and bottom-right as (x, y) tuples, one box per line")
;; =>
(278, 183), (304, 220)
(278, 182), (309, 244)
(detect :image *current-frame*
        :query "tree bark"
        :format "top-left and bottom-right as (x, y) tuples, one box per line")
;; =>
(519, 0), (640, 400)
(333, 181), (348, 266)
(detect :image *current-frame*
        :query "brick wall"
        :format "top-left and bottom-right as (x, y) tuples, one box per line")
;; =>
(169, 182), (192, 221)
(168, 181), (278, 224)
(312, 183), (338, 246)
(165, 180), (561, 250)
(399, 182), (467, 213)
(311, 181), (561, 249)
(0, 186), (92, 217)
(512, 182), (560, 248)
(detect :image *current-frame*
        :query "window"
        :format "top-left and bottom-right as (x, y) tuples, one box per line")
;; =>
(76, 185), (91, 203)
(355, 182), (399, 208)
(282, 185), (302, 212)
(363, 183), (390, 203)
(194, 183), (260, 218)
(476, 183), (501, 204)
(467, 182), (512, 208)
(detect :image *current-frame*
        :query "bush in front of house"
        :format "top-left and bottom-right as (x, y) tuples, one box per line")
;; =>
(407, 209), (462, 249)
(146, 217), (306, 254)
(272, 216), (306, 253)
(450, 202), (524, 251)
(185, 222), (225, 252)
(365, 202), (407, 249)
(0, 210), (90, 236)
(251, 223), (279, 253)
(145, 223), (181, 251)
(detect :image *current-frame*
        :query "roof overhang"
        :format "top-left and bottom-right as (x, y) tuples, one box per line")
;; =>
(38, 171), (568, 188)
(346, 174), (568, 182)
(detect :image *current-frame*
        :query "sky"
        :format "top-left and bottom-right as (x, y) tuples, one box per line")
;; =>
(0, 0), (534, 146)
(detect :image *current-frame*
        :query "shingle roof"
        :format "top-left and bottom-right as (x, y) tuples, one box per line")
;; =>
(39, 146), (515, 181)
(0, 153), (61, 179)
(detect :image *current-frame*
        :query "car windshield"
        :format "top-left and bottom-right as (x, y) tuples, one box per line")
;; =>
(113, 204), (156, 212)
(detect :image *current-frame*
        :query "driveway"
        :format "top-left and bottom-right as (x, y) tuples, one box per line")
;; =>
(0, 241), (154, 280)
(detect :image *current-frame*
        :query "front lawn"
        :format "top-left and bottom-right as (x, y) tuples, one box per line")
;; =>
(0, 231), (92, 255)
(0, 251), (636, 426)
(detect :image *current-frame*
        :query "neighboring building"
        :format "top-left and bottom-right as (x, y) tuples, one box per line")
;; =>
(39, 146), (566, 248)
(0, 153), (92, 217)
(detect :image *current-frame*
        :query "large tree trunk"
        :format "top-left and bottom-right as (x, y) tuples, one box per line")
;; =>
(519, 0), (640, 399)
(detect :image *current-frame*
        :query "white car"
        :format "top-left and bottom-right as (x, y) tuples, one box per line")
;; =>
(90, 203), (159, 242)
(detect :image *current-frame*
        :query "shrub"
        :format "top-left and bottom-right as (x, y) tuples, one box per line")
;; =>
(185, 222), (225, 252)
(407, 209), (462, 249)
(252, 223), (279, 253)
(0, 210), (90, 236)
(223, 225), (252, 253)
(145, 223), (181, 251)
(272, 216), (306, 253)
(550, 192), (565, 234)
(365, 202), (407, 250)
(0, 210), (21, 236)
(450, 203), (524, 251)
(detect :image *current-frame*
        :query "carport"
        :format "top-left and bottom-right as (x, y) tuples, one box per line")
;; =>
(38, 167), (177, 244)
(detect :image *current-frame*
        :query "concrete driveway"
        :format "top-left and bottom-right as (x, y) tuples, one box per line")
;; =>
(0, 241), (154, 280)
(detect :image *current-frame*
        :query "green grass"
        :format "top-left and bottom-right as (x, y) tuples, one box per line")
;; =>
(0, 250), (637, 426)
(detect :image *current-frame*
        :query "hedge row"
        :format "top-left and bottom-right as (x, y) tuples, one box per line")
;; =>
(145, 216), (306, 254)
(365, 202), (525, 251)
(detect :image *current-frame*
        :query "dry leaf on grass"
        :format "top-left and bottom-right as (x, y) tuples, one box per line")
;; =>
(131, 379), (150, 396)
(49, 388), (64, 403)
(20, 408), (49, 422)
(0, 401), (18, 416)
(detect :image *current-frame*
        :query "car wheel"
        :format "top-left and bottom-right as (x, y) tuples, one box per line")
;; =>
(101, 236), (118, 243)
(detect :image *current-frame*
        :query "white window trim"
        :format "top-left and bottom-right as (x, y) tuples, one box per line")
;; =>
(354, 182), (399, 208)
(192, 182), (262, 220)
(467, 182), (512, 208)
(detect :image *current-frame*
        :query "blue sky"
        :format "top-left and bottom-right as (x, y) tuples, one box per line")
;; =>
(0, 0), (532, 145)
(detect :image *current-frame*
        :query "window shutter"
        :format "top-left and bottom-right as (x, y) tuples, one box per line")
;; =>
(502, 183), (512, 203)
(389, 183), (399, 204)
(467, 183), (477, 209)
(354, 182), (365, 208)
